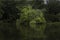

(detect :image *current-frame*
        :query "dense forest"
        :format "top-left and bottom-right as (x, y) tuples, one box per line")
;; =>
(0, 0), (60, 40)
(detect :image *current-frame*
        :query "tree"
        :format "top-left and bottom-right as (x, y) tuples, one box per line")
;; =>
(19, 5), (46, 24)
(0, 0), (20, 40)
(44, 1), (60, 22)
(46, 1), (60, 15)
(32, 0), (44, 9)
(1, 0), (19, 22)
(16, 5), (46, 39)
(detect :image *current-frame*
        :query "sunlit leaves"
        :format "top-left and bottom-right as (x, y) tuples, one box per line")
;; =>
(20, 5), (46, 24)
(16, 5), (47, 38)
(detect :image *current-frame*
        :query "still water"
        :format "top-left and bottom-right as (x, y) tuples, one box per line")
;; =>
(18, 23), (47, 40)
(0, 21), (60, 40)
(18, 22), (60, 40)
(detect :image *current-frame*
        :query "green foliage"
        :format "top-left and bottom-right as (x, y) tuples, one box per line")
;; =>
(0, 0), (3, 18)
(16, 5), (47, 39)
(1, 0), (19, 21)
(20, 5), (46, 23)
(0, 0), (18, 40)
(19, 5), (46, 31)
(1, 0), (60, 40)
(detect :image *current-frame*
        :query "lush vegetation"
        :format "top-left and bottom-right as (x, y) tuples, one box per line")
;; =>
(0, 0), (60, 40)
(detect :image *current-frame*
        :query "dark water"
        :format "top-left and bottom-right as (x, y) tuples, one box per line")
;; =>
(19, 23), (46, 40)
(0, 21), (60, 40)
(19, 22), (60, 40)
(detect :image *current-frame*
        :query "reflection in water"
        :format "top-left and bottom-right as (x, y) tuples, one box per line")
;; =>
(19, 22), (47, 40)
